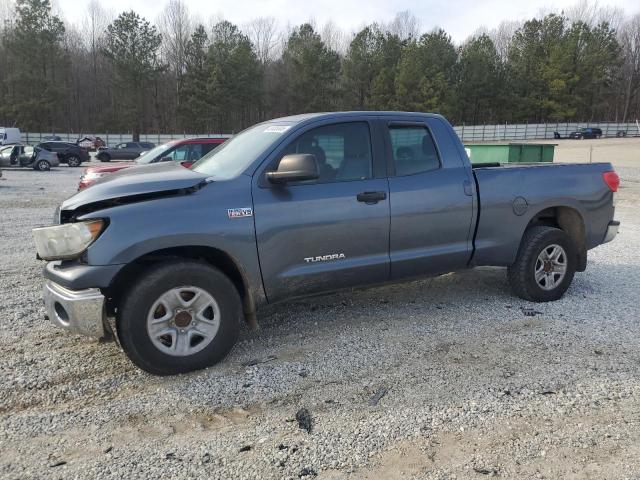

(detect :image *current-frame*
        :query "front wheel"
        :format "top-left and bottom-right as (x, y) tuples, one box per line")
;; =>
(507, 226), (577, 302)
(97, 153), (110, 162)
(116, 260), (241, 375)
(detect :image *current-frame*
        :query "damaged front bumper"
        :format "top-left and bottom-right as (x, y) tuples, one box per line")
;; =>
(43, 280), (109, 338)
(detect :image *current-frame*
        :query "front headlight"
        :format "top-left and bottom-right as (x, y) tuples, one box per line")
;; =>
(33, 219), (105, 261)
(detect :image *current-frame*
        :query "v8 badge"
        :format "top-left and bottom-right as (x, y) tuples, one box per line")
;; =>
(228, 207), (253, 219)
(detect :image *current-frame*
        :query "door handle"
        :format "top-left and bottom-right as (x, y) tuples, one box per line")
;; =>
(463, 180), (472, 196)
(357, 191), (387, 204)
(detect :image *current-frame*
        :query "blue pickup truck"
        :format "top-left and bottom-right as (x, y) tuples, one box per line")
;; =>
(33, 112), (620, 374)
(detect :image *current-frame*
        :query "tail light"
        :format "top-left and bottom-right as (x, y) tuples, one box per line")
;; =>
(602, 171), (619, 192)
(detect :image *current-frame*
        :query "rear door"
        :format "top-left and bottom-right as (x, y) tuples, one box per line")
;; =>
(384, 117), (475, 279)
(253, 119), (390, 302)
(39, 142), (64, 160)
(125, 143), (141, 159)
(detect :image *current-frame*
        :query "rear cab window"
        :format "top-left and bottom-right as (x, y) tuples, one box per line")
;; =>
(388, 125), (441, 176)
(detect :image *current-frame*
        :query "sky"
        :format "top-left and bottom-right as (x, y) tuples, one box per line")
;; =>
(55, 0), (640, 42)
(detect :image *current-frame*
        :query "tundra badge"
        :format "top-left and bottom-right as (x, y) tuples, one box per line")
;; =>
(304, 253), (346, 263)
(228, 207), (253, 219)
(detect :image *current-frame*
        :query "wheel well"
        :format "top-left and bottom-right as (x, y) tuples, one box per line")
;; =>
(104, 246), (257, 326)
(525, 206), (587, 271)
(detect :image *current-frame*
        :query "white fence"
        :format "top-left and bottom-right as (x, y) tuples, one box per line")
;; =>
(19, 121), (640, 146)
(20, 132), (232, 145)
(453, 121), (640, 142)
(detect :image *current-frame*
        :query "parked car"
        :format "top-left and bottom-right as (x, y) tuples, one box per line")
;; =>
(96, 141), (155, 161)
(569, 127), (603, 139)
(0, 127), (21, 145)
(0, 144), (59, 170)
(37, 141), (89, 167)
(42, 135), (62, 141)
(34, 111), (619, 375)
(78, 137), (227, 189)
(77, 136), (105, 151)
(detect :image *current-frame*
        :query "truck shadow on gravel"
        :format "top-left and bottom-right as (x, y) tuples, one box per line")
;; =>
(5, 261), (635, 419)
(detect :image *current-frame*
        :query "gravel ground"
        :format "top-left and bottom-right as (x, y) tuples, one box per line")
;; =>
(1, 145), (640, 479)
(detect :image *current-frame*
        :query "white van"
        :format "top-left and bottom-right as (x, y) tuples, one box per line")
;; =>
(0, 127), (21, 145)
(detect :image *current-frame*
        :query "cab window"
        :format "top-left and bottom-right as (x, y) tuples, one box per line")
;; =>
(188, 144), (203, 161)
(162, 144), (190, 162)
(388, 126), (440, 176)
(278, 122), (372, 183)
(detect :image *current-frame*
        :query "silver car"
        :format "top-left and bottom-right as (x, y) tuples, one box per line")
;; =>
(0, 144), (59, 171)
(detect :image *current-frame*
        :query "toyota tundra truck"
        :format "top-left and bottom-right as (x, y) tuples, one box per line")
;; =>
(33, 112), (620, 375)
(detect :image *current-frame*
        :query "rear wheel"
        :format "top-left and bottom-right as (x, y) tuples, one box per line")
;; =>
(507, 226), (577, 302)
(116, 260), (241, 375)
(67, 155), (81, 167)
(34, 160), (50, 171)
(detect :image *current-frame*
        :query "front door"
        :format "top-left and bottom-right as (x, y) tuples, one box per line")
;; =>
(253, 121), (390, 302)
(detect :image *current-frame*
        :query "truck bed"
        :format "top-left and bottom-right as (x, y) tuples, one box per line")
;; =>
(471, 161), (616, 267)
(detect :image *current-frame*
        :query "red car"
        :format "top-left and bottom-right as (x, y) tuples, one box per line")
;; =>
(78, 137), (227, 190)
(77, 136), (106, 151)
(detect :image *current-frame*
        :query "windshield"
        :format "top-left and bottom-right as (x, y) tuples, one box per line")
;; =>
(192, 123), (291, 179)
(135, 143), (174, 164)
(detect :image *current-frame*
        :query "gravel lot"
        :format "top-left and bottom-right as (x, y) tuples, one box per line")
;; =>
(1, 141), (640, 479)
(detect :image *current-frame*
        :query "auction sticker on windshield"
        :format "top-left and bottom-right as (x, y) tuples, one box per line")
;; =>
(264, 125), (290, 133)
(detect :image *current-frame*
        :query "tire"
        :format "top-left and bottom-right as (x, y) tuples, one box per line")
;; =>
(507, 226), (577, 302)
(34, 160), (50, 171)
(67, 155), (81, 167)
(116, 260), (241, 375)
(98, 153), (111, 162)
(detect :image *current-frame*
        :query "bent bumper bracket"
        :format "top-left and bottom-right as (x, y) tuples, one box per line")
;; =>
(43, 281), (108, 338)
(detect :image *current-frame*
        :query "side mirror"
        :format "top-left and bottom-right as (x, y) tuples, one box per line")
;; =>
(160, 156), (172, 162)
(266, 154), (319, 184)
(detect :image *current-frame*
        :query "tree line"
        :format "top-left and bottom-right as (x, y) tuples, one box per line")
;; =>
(0, 0), (639, 135)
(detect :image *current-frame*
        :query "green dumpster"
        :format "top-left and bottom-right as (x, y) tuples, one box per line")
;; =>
(464, 143), (556, 164)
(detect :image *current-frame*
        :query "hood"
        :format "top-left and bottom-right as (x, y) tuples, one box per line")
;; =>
(62, 161), (210, 211)
(85, 162), (135, 174)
